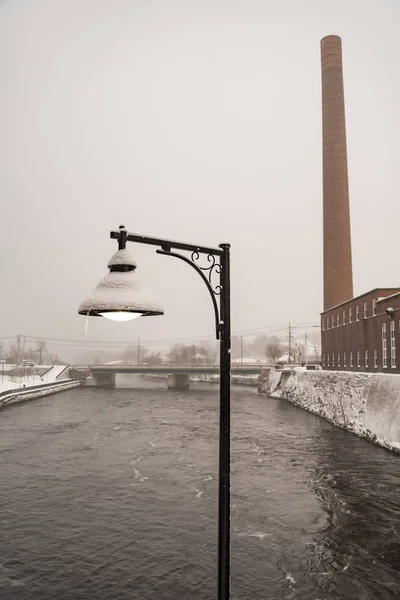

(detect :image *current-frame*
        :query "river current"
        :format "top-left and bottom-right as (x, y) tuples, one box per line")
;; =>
(0, 376), (399, 599)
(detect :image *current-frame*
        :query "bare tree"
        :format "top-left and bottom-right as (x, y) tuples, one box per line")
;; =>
(142, 352), (164, 365)
(167, 343), (216, 365)
(167, 344), (195, 364)
(36, 339), (47, 365)
(265, 342), (282, 364)
(167, 345), (184, 365)
(197, 343), (217, 365)
(184, 344), (199, 364)
(9, 344), (18, 364)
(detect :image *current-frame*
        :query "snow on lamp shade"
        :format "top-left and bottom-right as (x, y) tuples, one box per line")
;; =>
(78, 248), (164, 320)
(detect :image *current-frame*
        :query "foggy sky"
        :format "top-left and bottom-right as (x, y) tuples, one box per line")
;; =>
(1, 0), (399, 359)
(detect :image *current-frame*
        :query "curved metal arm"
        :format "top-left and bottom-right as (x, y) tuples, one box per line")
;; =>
(156, 249), (221, 340)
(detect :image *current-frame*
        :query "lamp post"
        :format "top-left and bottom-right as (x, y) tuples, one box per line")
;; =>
(1, 359), (5, 383)
(78, 226), (231, 600)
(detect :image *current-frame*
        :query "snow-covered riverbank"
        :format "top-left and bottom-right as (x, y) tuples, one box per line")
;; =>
(259, 368), (400, 453)
(0, 379), (81, 410)
(190, 374), (258, 386)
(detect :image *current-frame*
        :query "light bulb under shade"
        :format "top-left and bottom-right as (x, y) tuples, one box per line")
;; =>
(99, 312), (143, 322)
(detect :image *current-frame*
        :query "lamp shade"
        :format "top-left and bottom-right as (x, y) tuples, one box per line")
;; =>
(78, 248), (164, 318)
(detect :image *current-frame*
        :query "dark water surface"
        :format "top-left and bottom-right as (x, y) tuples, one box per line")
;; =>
(0, 377), (399, 599)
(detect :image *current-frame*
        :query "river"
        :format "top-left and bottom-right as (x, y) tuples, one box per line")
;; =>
(0, 376), (399, 599)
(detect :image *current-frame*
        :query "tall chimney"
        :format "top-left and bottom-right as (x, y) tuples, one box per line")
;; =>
(321, 35), (353, 310)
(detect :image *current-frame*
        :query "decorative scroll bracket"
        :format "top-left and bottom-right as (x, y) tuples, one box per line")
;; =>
(156, 248), (222, 340)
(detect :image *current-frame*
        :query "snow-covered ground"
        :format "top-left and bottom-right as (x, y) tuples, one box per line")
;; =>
(191, 374), (258, 386)
(0, 365), (69, 394)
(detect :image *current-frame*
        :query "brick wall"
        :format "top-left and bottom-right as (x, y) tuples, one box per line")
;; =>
(321, 289), (400, 373)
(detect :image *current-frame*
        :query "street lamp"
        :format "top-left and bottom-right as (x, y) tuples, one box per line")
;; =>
(1, 359), (5, 383)
(78, 226), (231, 600)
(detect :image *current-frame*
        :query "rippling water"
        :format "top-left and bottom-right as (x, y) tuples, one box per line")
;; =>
(0, 376), (399, 599)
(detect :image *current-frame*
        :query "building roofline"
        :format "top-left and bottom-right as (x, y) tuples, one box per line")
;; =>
(376, 291), (400, 303)
(320, 288), (400, 314)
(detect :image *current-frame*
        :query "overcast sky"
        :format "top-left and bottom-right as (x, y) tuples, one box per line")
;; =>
(0, 0), (399, 358)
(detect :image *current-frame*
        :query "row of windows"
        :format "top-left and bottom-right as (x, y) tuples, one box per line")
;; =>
(323, 350), (376, 368)
(323, 322), (397, 369)
(322, 299), (377, 330)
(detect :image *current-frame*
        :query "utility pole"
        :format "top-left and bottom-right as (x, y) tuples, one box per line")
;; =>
(240, 336), (243, 365)
(288, 322), (292, 364)
(304, 330), (308, 367)
(17, 334), (21, 367)
(137, 338), (140, 366)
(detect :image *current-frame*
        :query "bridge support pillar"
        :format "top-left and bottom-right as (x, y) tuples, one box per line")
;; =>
(168, 374), (190, 391)
(92, 372), (116, 388)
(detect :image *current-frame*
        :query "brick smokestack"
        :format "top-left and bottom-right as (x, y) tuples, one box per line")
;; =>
(321, 35), (353, 310)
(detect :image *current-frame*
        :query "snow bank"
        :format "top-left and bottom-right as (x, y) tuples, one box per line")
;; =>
(259, 369), (400, 453)
(0, 380), (81, 411)
(191, 374), (258, 386)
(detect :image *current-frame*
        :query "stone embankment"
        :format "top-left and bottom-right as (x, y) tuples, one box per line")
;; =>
(258, 368), (400, 453)
(0, 379), (81, 411)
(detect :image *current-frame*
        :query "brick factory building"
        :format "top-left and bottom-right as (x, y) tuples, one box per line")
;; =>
(321, 289), (400, 373)
(319, 36), (399, 373)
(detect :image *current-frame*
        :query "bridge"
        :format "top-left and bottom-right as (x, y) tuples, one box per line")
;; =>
(87, 364), (265, 390)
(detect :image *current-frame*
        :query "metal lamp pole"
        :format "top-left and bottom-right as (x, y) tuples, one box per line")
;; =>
(111, 227), (231, 600)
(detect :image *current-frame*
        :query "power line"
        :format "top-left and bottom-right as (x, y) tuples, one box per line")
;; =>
(0, 321), (320, 349)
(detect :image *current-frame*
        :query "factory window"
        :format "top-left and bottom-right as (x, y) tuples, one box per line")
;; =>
(337, 353), (340, 367)
(343, 310), (346, 325)
(326, 317), (329, 330)
(332, 354), (335, 367)
(373, 299), (376, 316)
(337, 313), (340, 327)
(343, 352), (347, 367)
(332, 315), (334, 328)
(350, 352), (353, 368)
(364, 302), (367, 319)
(357, 351), (360, 368)
(374, 349), (378, 368)
(365, 350), (368, 368)
(349, 308), (352, 323)
(382, 322), (387, 368)
(327, 354), (330, 367)
(356, 305), (360, 321)
(322, 354), (325, 367)
(390, 321), (396, 368)
(322, 319), (325, 331)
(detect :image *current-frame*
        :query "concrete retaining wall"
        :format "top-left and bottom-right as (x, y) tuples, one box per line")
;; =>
(259, 369), (400, 453)
(0, 379), (81, 411)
